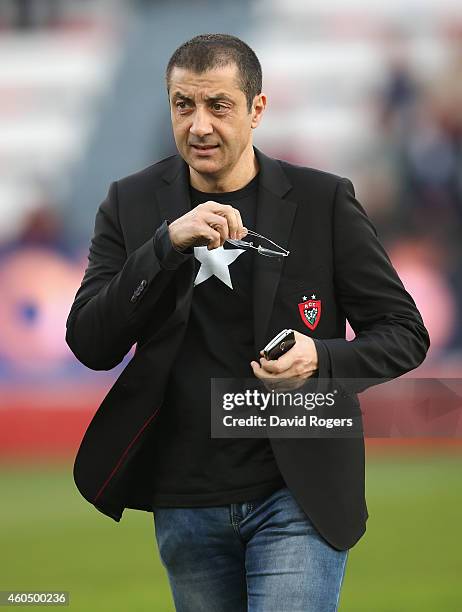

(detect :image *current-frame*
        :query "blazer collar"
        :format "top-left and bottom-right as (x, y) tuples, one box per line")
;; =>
(156, 145), (298, 354)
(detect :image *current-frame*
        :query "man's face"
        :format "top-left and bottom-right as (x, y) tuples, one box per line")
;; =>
(168, 63), (264, 178)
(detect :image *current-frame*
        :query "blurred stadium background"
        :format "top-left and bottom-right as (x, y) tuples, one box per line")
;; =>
(0, 0), (461, 610)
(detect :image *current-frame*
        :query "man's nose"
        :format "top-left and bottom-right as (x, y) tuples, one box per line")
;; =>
(189, 108), (213, 137)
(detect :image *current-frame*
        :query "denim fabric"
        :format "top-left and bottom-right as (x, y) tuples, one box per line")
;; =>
(153, 486), (349, 611)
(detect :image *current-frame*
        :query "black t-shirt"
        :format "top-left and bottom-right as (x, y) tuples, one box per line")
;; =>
(150, 172), (285, 506)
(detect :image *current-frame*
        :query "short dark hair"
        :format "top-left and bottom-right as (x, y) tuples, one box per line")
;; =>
(165, 33), (262, 113)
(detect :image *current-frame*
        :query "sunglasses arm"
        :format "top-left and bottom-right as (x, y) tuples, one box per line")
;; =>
(256, 245), (290, 257)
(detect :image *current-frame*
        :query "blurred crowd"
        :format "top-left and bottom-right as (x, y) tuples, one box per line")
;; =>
(369, 35), (462, 354)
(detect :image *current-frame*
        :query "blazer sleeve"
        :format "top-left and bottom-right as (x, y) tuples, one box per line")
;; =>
(65, 181), (192, 371)
(313, 178), (430, 392)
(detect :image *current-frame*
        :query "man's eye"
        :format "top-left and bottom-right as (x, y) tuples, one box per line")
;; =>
(176, 101), (188, 109)
(212, 103), (227, 112)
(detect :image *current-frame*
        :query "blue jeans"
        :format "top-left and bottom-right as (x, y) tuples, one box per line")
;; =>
(152, 486), (349, 611)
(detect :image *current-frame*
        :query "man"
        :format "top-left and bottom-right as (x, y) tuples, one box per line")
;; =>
(66, 34), (430, 611)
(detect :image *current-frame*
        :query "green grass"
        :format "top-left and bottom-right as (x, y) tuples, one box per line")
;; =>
(1, 455), (461, 611)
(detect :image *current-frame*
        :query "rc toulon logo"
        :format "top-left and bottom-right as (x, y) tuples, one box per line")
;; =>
(298, 294), (321, 330)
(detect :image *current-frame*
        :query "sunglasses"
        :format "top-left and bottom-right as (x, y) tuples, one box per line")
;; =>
(226, 229), (290, 258)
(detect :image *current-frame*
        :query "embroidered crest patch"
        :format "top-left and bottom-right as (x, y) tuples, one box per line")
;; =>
(298, 294), (322, 330)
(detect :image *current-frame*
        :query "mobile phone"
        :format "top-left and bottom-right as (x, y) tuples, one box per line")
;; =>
(262, 329), (296, 360)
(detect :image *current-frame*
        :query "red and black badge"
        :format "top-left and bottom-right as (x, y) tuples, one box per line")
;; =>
(298, 294), (321, 330)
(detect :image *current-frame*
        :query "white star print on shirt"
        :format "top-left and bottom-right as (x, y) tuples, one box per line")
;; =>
(193, 245), (247, 289)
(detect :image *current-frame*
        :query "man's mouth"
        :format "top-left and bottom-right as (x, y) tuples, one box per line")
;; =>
(190, 144), (220, 156)
(190, 144), (219, 150)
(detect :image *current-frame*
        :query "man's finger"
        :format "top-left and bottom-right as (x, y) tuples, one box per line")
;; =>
(259, 356), (293, 374)
(259, 360), (309, 381)
(252, 360), (311, 392)
(203, 212), (230, 244)
(205, 227), (223, 250)
(254, 362), (287, 379)
(214, 204), (238, 239)
(233, 208), (244, 239)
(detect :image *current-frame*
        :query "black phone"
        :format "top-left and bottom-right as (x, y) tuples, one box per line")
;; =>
(262, 329), (296, 360)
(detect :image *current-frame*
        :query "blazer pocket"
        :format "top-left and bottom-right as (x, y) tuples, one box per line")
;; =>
(278, 276), (325, 297)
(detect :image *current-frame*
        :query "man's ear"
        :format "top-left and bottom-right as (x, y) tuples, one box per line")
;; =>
(251, 93), (266, 129)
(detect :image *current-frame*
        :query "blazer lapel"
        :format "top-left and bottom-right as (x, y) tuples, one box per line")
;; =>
(252, 147), (297, 354)
(156, 155), (192, 223)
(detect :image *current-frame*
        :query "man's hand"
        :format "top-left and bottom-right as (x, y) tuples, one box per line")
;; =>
(250, 330), (319, 391)
(168, 201), (247, 251)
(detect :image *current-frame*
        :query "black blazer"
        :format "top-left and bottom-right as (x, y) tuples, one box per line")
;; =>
(66, 146), (430, 551)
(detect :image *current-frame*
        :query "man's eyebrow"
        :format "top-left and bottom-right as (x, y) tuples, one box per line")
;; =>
(204, 93), (234, 102)
(171, 91), (234, 103)
(171, 92), (191, 101)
